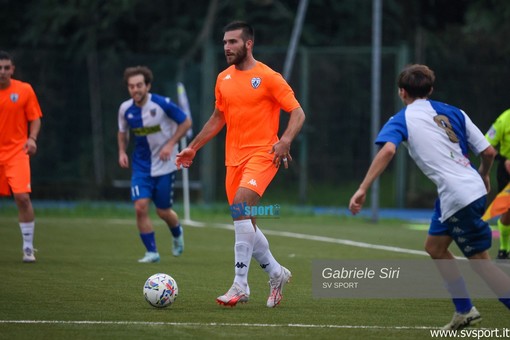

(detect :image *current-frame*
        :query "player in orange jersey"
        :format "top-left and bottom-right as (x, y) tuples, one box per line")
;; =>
(176, 21), (305, 308)
(0, 51), (43, 263)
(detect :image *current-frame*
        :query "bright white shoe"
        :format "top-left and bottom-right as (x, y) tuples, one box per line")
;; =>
(442, 306), (482, 330)
(23, 247), (36, 263)
(172, 233), (184, 257)
(138, 251), (160, 263)
(216, 282), (249, 307)
(267, 266), (292, 308)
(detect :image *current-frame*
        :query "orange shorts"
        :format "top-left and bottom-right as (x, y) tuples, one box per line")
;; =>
(0, 154), (31, 196)
(225, 151), (278, 205)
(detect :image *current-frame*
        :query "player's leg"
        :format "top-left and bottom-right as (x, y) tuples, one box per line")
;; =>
(426, 234), (481, 330)
(7, 156), (36, 263)
(216, 166), (254, 306)
(156, 207), (183, 256)
(241, 152), (291, 308)
(253, 225), (292, 307)
(456, 198), (510, 311)
(253, 226), (281, 278)
(154, 172), (183, 257)
(497, 212), (510, 259)
(426, 201), (479, 330)
(132, 175), (159, 263)
(468, 250), (510, 309)
(496, 159), (510, 259)
(14, 193), (36, 262)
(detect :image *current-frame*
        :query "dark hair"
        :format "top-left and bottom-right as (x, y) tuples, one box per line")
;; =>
(223, 21), (254, 42)
(397, 64), (435, 98)
(0, 50), (13, 63)
(123, 66), (153, 85)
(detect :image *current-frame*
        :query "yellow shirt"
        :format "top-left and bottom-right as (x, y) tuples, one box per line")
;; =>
(486, 108), (510, 159)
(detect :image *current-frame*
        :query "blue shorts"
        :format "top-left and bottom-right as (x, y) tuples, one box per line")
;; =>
(130, 171), (175, 209)
(429, 196), (492, 257)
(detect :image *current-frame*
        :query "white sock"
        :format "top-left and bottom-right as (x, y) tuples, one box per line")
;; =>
(19, 221), (35, 250)
(252, 226), (281, 278)
(233, 219), (255, 294)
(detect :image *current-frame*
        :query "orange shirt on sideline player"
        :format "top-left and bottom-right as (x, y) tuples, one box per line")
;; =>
(0, 79), (43, 162)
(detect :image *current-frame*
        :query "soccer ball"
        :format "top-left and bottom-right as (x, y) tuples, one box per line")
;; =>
(143, 273), (178, 308)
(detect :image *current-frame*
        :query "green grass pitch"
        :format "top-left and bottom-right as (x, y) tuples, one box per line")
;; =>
(0, 204), (508, 339)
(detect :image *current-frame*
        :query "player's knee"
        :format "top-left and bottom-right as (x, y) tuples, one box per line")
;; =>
(155, 207), (176, 221)
(424, 243), (446, 259)
(14, 193), (31, 210)
(134, 203), (149, 217)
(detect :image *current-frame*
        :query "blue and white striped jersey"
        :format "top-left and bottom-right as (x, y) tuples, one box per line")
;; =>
(118, 93), (187, 177)
(376, 99), (490, 222)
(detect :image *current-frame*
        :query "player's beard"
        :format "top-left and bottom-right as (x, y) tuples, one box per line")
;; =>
(226, 45), (248, 66)
(134, 92), (147, 106)
(0, 75), (10, 88)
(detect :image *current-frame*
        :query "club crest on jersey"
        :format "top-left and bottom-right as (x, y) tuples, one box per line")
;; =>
(251, 77), (261, 89)
(10, 93), (19, 103)
(150, 109), (157, 117)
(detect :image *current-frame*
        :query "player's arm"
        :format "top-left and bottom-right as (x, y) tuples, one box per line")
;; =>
(176, 108), (226, 168)
(160, 117), (192, 161)
(24, 118), (41, 156)
(171, 116), (192, 144)
(270, 107), (305, 168)
(118, 131), (130, 168)
(188, 107), (226, 151)
(349, 142), (397, 215)
(478, 145), (497, 193)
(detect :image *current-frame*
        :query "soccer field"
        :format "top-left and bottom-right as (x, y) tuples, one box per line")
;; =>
(0, 204), (508, 339)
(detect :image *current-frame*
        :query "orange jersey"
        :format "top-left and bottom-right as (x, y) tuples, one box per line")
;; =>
(0, 79), (42, 162)
(215, 62), (301, 166)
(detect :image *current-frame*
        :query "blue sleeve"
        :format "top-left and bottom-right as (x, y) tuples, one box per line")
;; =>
(429, 100), (469, 155)
(375, 109), (408, 147)
(153, 94), (187, 124)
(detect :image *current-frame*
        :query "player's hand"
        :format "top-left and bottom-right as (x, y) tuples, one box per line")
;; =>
(349, 189), (367, 215)
(481, 174), (491, 194)
(160, 143), (175, 162)
(23, 138), (37, 156)
(119, 152), (129, 168)
(176, 147), (196, 169)
(269, 139), (292, 169)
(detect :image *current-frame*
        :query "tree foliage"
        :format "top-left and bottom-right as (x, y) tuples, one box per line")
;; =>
(4, 0), (506, 64)
(1, 0), (509, 202)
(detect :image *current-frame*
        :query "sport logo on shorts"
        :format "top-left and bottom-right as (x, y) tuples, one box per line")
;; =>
(251, 77), (261, 89)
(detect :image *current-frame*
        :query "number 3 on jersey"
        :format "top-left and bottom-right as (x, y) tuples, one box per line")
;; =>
(433, 115), (459, 143)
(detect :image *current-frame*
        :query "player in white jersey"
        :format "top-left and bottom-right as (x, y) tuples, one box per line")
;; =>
(349, 64), (510, 330)
(118, 66), (192, 263)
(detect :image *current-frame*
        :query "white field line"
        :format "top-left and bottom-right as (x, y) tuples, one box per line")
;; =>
(182, 220), (432, 257)
(33, 217), (432, 257)
(0, 216), (456, 258)
(181, 220), (475, 260)
(0, 319), (437, 330)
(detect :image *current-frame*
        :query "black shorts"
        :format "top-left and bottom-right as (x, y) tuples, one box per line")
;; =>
(496, 156), (510, 192)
